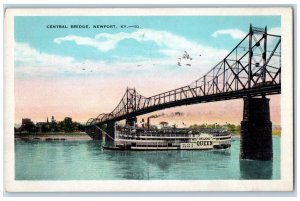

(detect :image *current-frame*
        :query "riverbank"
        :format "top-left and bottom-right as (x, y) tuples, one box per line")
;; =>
(15, 132), (279, 141)
(231, 134), (240, 139)
(15, 132), (92, 141)
(230, 132), (281, 139)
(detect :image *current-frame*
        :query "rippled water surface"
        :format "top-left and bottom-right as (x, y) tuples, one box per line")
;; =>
(15, 137), (280, 180)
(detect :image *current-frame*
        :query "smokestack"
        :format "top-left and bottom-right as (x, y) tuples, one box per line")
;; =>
(147, 114), (161, 130)
(141, 118), (145, 128)
(147, 117), (150, 130)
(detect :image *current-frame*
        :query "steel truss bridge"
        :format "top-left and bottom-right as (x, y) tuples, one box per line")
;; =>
(86, 25), (281, 127)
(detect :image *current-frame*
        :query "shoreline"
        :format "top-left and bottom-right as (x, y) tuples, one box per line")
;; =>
(14, 133), (280, 142)
(15, 132), (92, 141)
(231, 135), (240, 139)
(230, 134), (281, 139)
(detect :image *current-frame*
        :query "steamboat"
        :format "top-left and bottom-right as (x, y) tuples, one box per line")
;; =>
(102, 119), (231, 151)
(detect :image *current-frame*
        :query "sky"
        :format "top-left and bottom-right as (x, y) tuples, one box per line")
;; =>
(14, 15), (281, 125)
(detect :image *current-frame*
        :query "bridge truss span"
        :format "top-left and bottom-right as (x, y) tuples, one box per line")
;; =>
(86, 25), (281, 127)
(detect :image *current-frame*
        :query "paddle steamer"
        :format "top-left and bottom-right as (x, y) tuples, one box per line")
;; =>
(103, 124), (231, 151)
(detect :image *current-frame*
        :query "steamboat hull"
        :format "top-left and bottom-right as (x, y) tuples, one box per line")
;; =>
(103, 144), (231, 151)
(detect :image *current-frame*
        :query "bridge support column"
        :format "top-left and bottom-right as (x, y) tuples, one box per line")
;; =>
(106, 122), (116, 141)
(240, 96), (273, 160)
(126, 116), (137, 127)
(85, 126), (102, 140)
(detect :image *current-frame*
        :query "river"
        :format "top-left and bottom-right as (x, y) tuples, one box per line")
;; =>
(15, 136), (280, 180)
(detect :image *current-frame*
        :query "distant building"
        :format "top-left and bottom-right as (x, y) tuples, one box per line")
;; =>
(17, 116), (85, 133)
(36, 122), (47, 133)
(36, 116), (59, 132)
(19, 118), (36, 133)
(22, 118), (32, 125)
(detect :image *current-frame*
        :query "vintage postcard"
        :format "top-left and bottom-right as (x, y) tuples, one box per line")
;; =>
(4, 7), (293, 192)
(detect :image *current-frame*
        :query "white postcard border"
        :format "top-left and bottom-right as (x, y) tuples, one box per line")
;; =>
(4, 7), (294, 192)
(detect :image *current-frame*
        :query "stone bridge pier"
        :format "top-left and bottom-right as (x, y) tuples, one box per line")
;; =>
(240, 96), (273, 161)
(85, 126), (102, 140)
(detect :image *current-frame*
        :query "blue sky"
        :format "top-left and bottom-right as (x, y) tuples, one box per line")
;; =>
(14, 16), (281, 79)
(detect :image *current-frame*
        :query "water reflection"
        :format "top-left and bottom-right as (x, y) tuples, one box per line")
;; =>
(15, 138), (280, 180)
(239, 159), (273, 179)
(86, 141), (232, 180)
(85, 140), (103, 153)
(101, 147), (232, 180)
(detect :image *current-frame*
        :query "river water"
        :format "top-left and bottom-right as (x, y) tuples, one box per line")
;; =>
(15, 137), (280, 180)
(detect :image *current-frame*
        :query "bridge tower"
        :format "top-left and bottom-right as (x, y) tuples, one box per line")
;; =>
(240, 25), (273, 161)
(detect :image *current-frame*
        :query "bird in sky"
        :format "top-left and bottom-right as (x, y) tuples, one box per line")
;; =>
(182, 51), (193, 60)
(177, 58), (181, 67)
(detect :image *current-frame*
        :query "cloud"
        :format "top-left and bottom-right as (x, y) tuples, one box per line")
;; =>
(54, 33), (134, 52)
(14, 41), (178, 77)
(53, 30), (157, 52)
(52, 29), (229, 75)
(15, 42), (74, 67)
(14, 41), (228, 97)
(268, 27), (281, 35)
(14, 42), (78, 77)
(16, 28), (231, 79)
(212, 27), (281, 40)
(54, 29), (227, 57)
(212, 29), (247, 40)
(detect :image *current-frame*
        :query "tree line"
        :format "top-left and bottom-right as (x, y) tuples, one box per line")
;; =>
(15, 117), (85, 133)
(189, 123), (241, 134)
